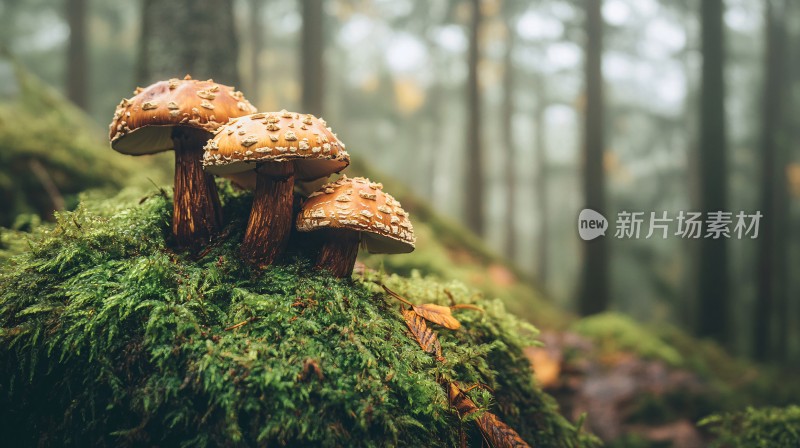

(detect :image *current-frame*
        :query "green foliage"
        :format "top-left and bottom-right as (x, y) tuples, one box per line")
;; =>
(700, 406), (800, 448)
(0, 187), (596, 447)
(571, 312), (683, 366)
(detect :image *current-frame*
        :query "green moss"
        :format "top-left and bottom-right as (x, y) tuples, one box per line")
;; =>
(571, 312), (683, 367)
(700, 406), (800, 448)
(0, 186), (596, 447)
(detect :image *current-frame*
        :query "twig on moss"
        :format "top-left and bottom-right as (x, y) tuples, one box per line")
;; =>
(224, 317), (259, 331)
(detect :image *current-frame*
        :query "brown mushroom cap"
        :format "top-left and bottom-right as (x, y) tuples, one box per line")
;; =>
(297, 176), (415, 254)
(202, 110), (350, 182)
(109, 75), (257, 155)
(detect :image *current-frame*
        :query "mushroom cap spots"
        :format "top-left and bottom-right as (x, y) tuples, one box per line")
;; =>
(297, 176), (415, 254)
(109, 77), (257, 155)
(202, 110), (350, 182)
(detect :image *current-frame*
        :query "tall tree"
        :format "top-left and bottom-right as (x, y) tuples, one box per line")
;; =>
(249, 0), (264, 107)
(502, 22), (517, 260)
(755, 0), (788, 361)
(534, 74), (549, 287)
(66, 0), (88, 109)
(696, 0), (729, 343)
(137, 0), (240, 86)
(578, 0), (609, 316)
(301, 0), (324, 116)
(464, 0), (485, 236)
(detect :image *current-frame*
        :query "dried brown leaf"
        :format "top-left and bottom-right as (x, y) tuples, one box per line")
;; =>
(402, 308), (444, 361)
(446, 383), (530, 448)
(476, 412), (531, 448)
(413, 303), (461, 330)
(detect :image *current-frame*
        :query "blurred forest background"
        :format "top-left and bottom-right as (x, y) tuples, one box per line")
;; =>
(2, 0), (800, 370)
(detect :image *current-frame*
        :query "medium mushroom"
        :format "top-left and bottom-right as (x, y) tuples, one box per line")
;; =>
(296, 176), (415, 278)
(203, 110), (350, 266)
(109, 75), (257, 249)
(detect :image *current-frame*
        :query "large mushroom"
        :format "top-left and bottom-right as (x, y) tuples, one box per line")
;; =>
(203, 110), (350, 266)
(296, 176), (415, 278)
(109, 75), (257, 249)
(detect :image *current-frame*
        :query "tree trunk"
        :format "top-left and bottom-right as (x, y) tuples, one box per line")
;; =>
(249, 0), (264, 106)
(137, 0), (240, 86)
(578, 0), (609, 316)
(66, 0), (88, 110)
(465, 0), (485, 237)
(301, 0), (324, 116)
(534, 74), (548, 287)
(696, 0), (729, 343)
(755, 0), (787, 361)
(502, 26), (517, 261)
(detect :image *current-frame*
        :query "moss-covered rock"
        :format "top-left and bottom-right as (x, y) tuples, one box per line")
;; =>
(700, 405), (800, 448)
(0, 186), (597, 447)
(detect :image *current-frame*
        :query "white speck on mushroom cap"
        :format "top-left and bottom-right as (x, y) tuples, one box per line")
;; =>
(196, 89), (217, 100)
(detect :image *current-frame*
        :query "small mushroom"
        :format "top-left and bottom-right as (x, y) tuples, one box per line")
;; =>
(203, 111), (350, 266)
(296, 176), (415, 278)
(109, 75), (257, 250)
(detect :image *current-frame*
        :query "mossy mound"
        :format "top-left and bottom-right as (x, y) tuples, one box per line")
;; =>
(0, 186), (597, 447)
(699, 405), (800, 448)
(570, 312), (683, 367)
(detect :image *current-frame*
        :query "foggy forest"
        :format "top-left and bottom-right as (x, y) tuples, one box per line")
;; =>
(1, 0), (800, 446)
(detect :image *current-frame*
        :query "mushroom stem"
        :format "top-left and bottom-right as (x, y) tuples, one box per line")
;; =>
(315, 229), (361, 278)
(172, 127), (222, 249)
(241, 162), (295, 265)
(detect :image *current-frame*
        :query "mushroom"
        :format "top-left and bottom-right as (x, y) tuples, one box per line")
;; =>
(296, 176), (415, 278)
(109, 75), (257, 249)
(203, 111), (350, 266)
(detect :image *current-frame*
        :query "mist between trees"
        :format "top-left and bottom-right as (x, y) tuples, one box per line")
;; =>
(2, 0), (799, 364)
